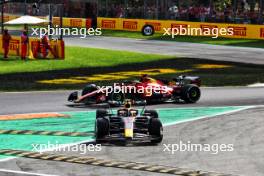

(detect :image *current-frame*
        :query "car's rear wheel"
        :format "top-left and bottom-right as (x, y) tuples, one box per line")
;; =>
(181, 84), (201, 103)
(149, 118), (163, 144)
(95, 118), (109, 142)
(109, 92), (125, 106)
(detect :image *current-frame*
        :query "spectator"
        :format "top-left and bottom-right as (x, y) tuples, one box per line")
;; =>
(200, 6), (206, 22)
(188, 5), (195, 21)
(21, 31), (28, 60)
(203, 6), (211, 21)
(3, 29), (11, 59)
(41, 34), (57, 58)
(168, 5), (179, 20)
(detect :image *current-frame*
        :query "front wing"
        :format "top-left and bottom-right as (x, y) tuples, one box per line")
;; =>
(96, 133), (159, 143)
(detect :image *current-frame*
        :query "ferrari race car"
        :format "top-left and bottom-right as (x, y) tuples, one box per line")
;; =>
(95, 100), (163, 144)
(68, 75), (201, 105)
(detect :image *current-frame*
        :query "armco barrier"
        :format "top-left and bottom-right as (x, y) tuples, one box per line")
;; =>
(97, 17), (264, 40)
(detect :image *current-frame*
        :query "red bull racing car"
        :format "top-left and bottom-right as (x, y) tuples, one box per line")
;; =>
(95, 100), (163, 144)
(68, 75), (201, 106)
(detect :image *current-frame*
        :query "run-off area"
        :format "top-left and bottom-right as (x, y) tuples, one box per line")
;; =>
(0, 106), (249, 160)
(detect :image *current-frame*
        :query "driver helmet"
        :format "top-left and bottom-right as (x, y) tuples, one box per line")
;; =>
(124, 99), (132, 109)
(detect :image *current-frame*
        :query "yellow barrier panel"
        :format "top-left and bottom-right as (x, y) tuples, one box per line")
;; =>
(5, 14), (262, 39)
(0, 35), (65, 59)
(52, 17), (90, 28)
(97, 17), (264, 40)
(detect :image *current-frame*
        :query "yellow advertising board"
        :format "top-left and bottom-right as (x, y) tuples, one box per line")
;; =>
(52, 17), (92, 28)
(0, 35), (65, 59)
(4, 14), (262, 40)
(97, 17), (264, 40)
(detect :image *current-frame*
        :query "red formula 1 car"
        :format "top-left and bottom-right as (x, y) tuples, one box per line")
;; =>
(68, 75), (201, 105)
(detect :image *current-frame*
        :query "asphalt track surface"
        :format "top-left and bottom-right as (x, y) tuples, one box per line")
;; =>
(0, 87), (264, 176)
(1, 37), (264, 176)
(1, 87), (264, 115)
(65, 36), (264, 65)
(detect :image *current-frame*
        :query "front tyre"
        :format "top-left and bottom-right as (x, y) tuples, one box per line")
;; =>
(82, 84), (98, 96)
(81, 84), (99, 104)
(96, 109), (108, 119)
(181, 84), (201, 103)
(95, 118), (109, 143)
(149, 118), (163, 144)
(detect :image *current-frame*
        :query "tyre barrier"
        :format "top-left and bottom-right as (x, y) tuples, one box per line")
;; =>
(141, 24), (155, 36)
(0, 149), (234, 176)
(0, 129), (94, 137)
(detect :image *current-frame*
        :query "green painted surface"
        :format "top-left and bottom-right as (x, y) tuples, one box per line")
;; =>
(158, 106), (245, 125)
(0, 106), (248, 159)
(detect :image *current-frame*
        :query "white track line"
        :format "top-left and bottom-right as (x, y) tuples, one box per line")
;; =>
(0, 105), (260, 116)
(0, 90), (70, 94)
(0, 169), (59, 176)
(156, 105), (255, 111)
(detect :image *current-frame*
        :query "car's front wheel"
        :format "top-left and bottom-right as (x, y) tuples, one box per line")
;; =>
(95, 118), (109, 143)
(96, 109), (108, 119)
(82, 84), (99, 104)
(82, 84), (98, 96)
(149, 118), (163, 144)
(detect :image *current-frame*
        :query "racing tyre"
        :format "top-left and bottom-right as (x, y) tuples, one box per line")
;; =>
(149, 118), (163, 144)
(68, 91), (78, 102)
(144, 110), (159, 118)
(96, 109), (108, 119)
(109, 92), (125, 106)
(82, 84), (98, 96)
(95, 118), (109, 142)
(181, 84), (201, 103)
(142, 25), (155, 36)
